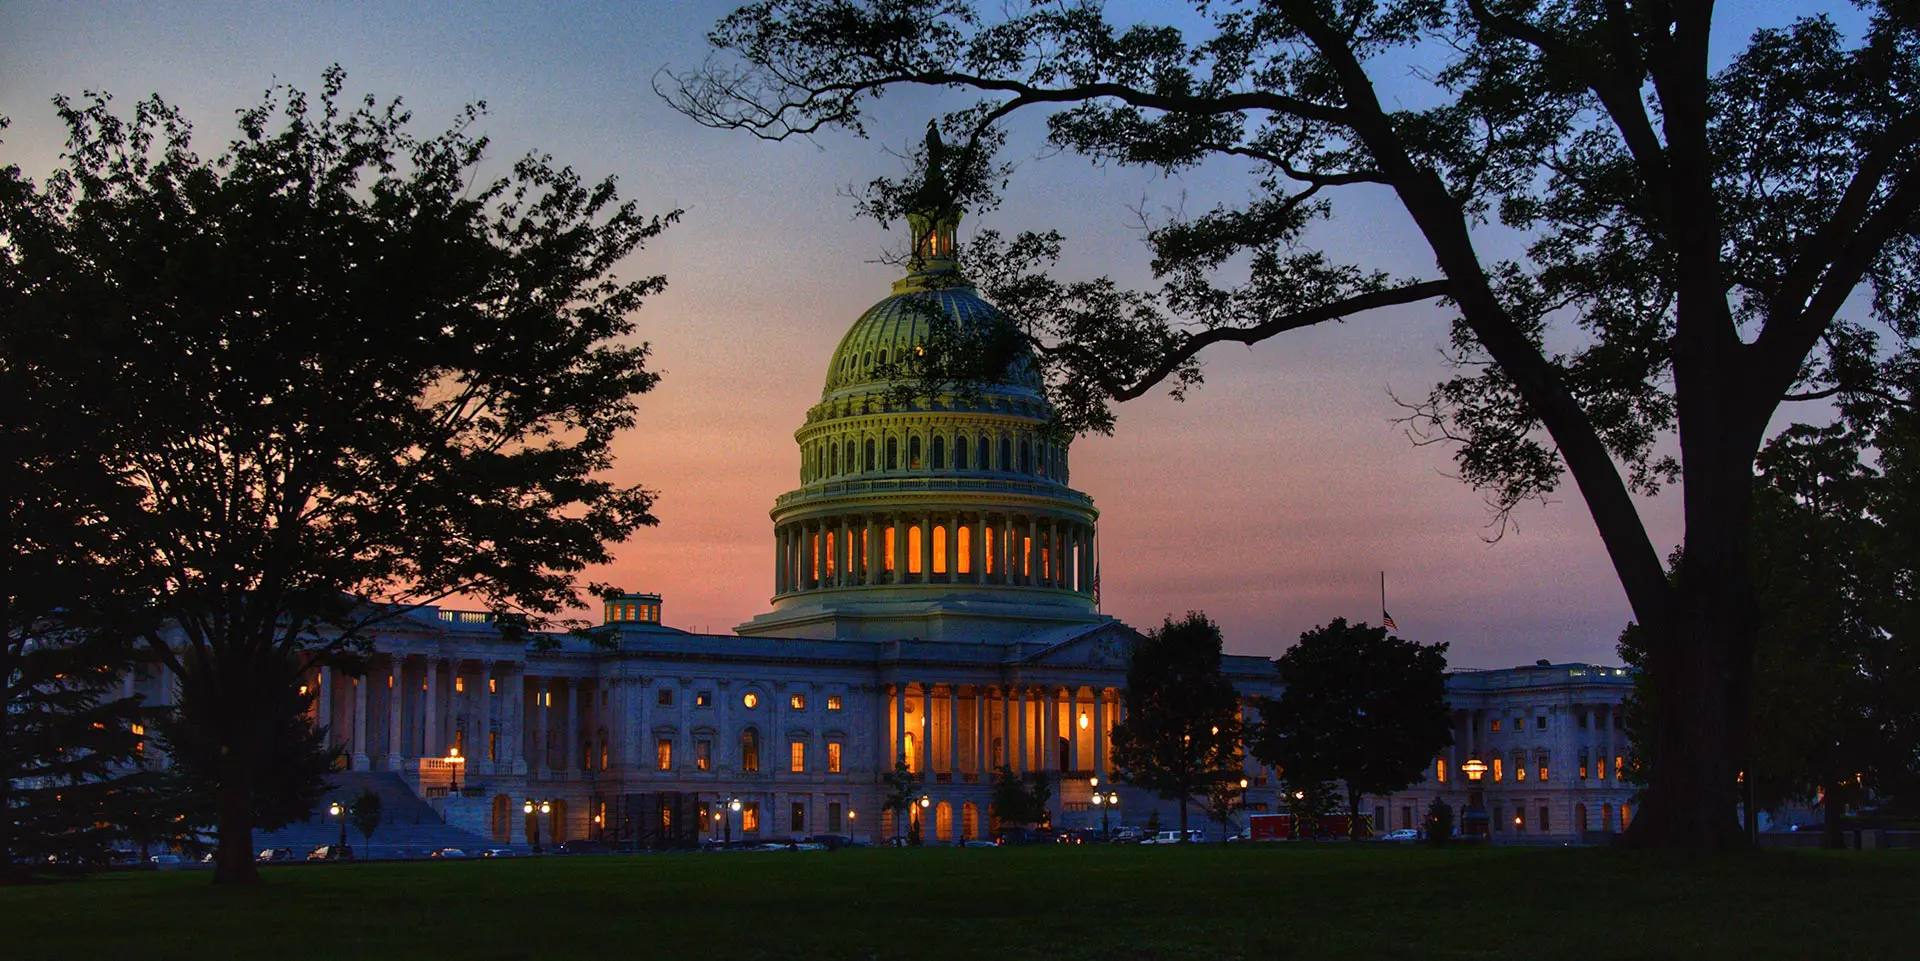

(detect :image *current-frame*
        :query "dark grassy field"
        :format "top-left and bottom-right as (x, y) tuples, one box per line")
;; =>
(4, 844), (1915, 960)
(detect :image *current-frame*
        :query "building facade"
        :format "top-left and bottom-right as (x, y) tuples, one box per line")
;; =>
(121, 211), (1635, 848)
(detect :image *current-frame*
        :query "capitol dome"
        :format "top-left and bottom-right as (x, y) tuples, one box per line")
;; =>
(736, 205), (1104, 642)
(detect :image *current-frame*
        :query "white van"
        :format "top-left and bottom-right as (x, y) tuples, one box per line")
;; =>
(1143, 829), (1204, 844)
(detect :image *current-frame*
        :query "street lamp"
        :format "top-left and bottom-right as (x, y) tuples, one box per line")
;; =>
(1091, 786), (1120, 839)
(445, 746), (465, 794)
(328, 800), (347, 849)
(1460, 757), (1490, 840)
(524, 799), (551, 853)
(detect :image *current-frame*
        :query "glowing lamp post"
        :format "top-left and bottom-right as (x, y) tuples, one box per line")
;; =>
(1090, 777), (1121, 840)
(445, 747), (465, 794)
(728, 797), (742, 846)
(328, 800), (348, 849)
(524, 799), (551, 853)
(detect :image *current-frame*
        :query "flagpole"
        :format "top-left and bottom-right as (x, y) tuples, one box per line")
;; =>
(1380, 570), (1386, 623)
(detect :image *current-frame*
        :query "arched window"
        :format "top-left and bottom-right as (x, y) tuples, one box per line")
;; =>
(931, 525), (947, 574)
(1575, 803), (1588, 833)
(908, 525), (923, 574)
(886, 437), (899, 470)
(863, 350), (873, 367)
(878, 348), (889, 365)
(831, 444), (840, 475)
(741, 727), (761, 772)
(999, 437), (1012, 472)
(956, 525), (971, 574)
(1020, 440), (1032, 474)
(909, 435), (923, 469)
(846, 441), (857, 473)
(932, 436), (946, 469)
(865, 439), (876, 471)
(935, 802), (954, 842)
(955, 436), (969, 469)
(962, 802), (980, 841)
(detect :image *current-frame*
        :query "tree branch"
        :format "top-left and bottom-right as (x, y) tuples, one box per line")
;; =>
(1111, 280), (1451, 401)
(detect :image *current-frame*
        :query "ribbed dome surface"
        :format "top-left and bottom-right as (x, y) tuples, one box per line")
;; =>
(823, 285), (1040, 396)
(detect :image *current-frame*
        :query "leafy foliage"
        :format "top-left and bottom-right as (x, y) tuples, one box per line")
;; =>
(988, 764), (1051, 829)
(5, 67), (674, 882)
(881, 756), (923, 839)
(350, 788), (383, 843)
(1108, 612), (1243, 837)
(1254, 618), (1452, 840)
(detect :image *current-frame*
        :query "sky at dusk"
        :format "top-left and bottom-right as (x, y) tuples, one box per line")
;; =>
(2, 1), (1859, 668)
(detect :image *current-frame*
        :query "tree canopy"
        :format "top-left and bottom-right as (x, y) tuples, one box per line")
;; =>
(1253, 618), (1452, 840)
(4, 67), (675, 883)
(667, 0), (1920, 848)
(1108, 612), (1243, 838)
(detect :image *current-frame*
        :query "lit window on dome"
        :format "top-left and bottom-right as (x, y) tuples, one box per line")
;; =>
(910, 436), (922, 469)
(931, 526), (946, 574)
(957, 526), (971, 574)
(908, 526), (923, 574)
(884, 528), (896, 572)
(984, 528), (995, 574)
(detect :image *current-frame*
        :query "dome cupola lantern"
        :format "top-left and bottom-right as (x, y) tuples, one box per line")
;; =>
(904, 122), (961, 276)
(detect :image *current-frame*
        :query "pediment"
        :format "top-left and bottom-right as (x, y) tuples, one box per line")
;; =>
(1023, 622), (1139, 670)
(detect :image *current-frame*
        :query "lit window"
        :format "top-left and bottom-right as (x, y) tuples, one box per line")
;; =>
(489, 731), (498, 762)
(1615, 755), (1624, 780)
(791, 741), (806, 773)
(696, 739), (711, 771)
(131, 723), (145, 756)
(1435, 758), (1447, 783)
(1579, 751), (1590, 779)
(1539, 762), (1549, 782)
(827, 695), (843, 711)
(658, 689), (673, 707)
(791, 694), (806, 710)
(455, 677), (465, 693)
(931, 525), (947, 574)
(741, 728), (760, 772)
(791, 802), (807, 833)
(1621, 802), (1632, 830)
(741, 802), (760, 833)
(657, 739), (672, 771)
(827, 741), (842, 773)
(1491, 719), (1502, 733)
(489, 678), (497, 694)
(1492, 758), (1504, 782)
(1516, 759), (1527, 781)
(908, 526), (923, 574)
(743, 692), (759, 709)
(696, 691), (712, 708)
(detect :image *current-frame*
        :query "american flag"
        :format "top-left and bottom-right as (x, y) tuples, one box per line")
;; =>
(1382, 610), (1398, 632)
(1091, 563), (1101, 606)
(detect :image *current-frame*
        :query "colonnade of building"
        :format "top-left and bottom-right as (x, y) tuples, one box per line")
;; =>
(775, 511), (1095, 596)
(882, 682), (1121, 778)
(304, 655), (607, 785)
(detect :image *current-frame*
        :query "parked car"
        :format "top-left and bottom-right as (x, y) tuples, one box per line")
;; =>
(1142, 830), (1205, 844)
(256, 848), (296, 863)
(1110, 826), (1149, 843)
(149, 853), (186, 867)
(480, 848), (516, 858)
(306, 844), (355, 861)
(1379, 829), (1420, 842)
(802, 834), (858, 850)
(960, 839), (998, 848)
(554, 840), (613, 855)
(429, 847), (468, 859)
(993, 828), (1058, 846)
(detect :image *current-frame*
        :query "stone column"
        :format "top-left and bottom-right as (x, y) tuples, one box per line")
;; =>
(775, 527), (787, 594)
(1093, 688), (1107, 776)
(531, 676), (548, 775)
(386, 656), (404, 768)
(477, 662), (493, 768)
(947, 686), (961, 776)
(974, 687), (988, 774)
(423, 658), (441, 759)
(316, 666), (334, 748)
(1066, 687), (1081, 771)
(351, 673), (370, 770)
(865, 517), (880, 586)
(839, 517), (852, 587)
(1604, 708), (1615, 783)
(1041, 687), (1057, 771)
(971, 514), (986, 585)
(1016, 687), (1029, 773)
(566, 680), (580, 773)
(919, 513), (933, 582)
(893, 683), (907, 769)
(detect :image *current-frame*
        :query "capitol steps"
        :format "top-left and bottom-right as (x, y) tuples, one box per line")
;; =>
(252, 771), (497, 858)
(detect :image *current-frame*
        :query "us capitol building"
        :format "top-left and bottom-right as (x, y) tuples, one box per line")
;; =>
(131, 209), (1638, 850)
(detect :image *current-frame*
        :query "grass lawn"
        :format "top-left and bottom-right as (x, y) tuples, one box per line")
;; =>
(4, 844), (1915, 960)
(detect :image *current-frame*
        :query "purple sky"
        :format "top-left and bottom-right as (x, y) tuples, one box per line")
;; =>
(3, 1), (1852, 667)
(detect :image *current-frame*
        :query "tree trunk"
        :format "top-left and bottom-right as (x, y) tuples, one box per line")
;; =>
(1621, 420), (1759, 851)
(1822, 778), (1847, 850)
(212, 756), (262, 885)
(1349, 790), (1363, 842)
(1178, 794), (1189, 840)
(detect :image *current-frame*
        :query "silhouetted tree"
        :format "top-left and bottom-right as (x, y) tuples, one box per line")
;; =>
(350, 788), (383, 844)
(881, 756), (922, 842)
(989, 764), (1051, 829)
(1253, 619), (1452, 840)
(1109, 612), (1242, 839)
(6, 68), (674, 883)
(668, 0), (1920, 849)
